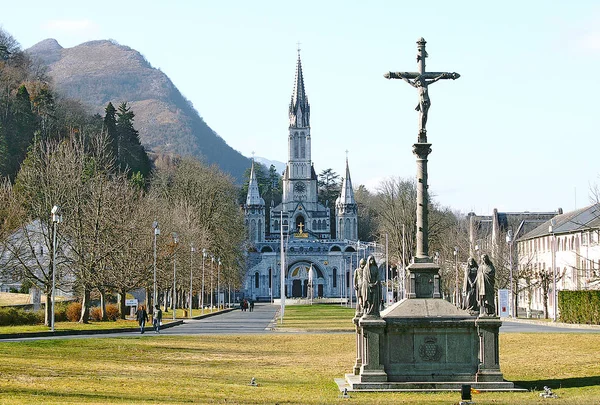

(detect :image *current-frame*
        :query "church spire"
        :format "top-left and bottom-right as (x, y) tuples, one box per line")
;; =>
(337, 157), (356, 206)
(246, 159), (265, 206)
(289, 49), (310, 128)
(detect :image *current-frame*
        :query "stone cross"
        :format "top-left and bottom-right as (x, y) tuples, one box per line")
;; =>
(384, 38), (459, 261)
(384, 37), (459, 143)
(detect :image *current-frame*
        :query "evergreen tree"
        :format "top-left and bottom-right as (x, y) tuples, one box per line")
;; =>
(115, 102), (151, 179)
(103, 102), (117, 161)
(4, 85), (36, 179)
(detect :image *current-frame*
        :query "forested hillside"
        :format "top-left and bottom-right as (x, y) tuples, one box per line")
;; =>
(26, 38), (250, 182)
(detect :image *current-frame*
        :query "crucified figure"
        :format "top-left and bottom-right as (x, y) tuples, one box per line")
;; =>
(390, 72), (458, 135)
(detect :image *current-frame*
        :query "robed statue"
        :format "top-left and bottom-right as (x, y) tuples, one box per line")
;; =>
(354, 258), (366, 315)
(476, 254), (496, 316)
(462, 257), (479, 313)
(361, 255), (381, 318)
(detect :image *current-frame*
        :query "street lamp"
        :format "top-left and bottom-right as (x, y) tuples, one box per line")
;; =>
(172, 232), (178, 320)
(190, 244), (195, 319)
(217, 257), (221, 309)
(152, 221), (160, 311)
(454, 247), (459, 307)
(549, 220), (557, 322)
(202, 249), (207, 314)
(210, 256), (215, 308)
(51, 205), (62, 332)
(506, 229), (514, 318)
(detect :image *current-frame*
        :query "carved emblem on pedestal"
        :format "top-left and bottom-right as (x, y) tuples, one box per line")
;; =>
(419, 336), (442, 361)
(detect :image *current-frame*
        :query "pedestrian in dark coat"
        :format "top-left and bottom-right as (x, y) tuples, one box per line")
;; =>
(136, 305), (148, 334)
(153, 305), (162, 333)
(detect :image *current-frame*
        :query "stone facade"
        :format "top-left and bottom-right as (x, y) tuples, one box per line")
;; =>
(243, 53), (367, 301)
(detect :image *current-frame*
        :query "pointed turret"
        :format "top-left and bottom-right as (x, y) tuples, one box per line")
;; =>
(246, 160), (265, 206)
(244, 159), (265, 243)
(337, 158), (356, 206)
(289, 51), (310, 128)
(336, 157), (358, 240)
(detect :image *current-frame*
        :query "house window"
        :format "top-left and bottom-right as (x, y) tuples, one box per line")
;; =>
(582, 233), (589, 246)
(255, 272), (259, 289)
(333, 268), (337, 288)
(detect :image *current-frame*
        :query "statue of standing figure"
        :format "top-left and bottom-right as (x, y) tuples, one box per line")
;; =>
(361, 255), (381, 318)
(462, 257), (479, 313)
(476, 254), (496, 316)
(354, 258), (366, 316)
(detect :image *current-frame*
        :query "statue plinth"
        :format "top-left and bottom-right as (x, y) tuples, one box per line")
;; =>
(406, 260), (441, 299)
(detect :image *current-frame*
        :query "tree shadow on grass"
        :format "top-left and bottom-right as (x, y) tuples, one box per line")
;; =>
(514, 376), (600, 390)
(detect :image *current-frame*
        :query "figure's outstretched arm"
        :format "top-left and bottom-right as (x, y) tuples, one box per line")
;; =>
(427, 72), (460, 85)
(383, 72), (417, 87)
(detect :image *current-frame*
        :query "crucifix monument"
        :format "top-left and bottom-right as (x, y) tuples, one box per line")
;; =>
(337, 38), (521, 393)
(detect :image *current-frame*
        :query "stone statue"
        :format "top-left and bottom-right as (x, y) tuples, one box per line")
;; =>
(462, 257), (479, 313)
(476, 254), (496, 316)
(361, 255), (381, 318)
(354, 258), (366, 315)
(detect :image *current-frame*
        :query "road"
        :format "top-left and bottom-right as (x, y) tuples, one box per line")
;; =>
(2, 303), (599, 341)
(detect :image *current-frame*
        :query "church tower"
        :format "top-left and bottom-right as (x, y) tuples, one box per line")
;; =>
(282, 51), (317, 209)
(244, 159), (265, 243)
(335, 157), (358, 240)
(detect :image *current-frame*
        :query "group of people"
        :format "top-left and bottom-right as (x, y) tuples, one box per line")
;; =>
(239, 298), (254, 312)
(135, 305), (162, 334)
(463, 254), (496, 316)
(353, 255), (381, 318)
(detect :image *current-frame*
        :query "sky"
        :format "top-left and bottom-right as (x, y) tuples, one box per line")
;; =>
(2, 0), (600, 215)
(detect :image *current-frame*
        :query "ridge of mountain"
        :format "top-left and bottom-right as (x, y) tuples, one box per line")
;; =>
(26, 38), (250, 182)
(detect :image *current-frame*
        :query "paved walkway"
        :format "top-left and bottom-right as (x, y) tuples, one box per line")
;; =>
(160, 303), (278, 335)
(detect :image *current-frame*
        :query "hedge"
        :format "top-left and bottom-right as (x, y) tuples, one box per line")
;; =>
(558, 290), (600, 324)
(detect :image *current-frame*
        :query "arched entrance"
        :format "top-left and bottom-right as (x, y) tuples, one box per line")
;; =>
(288, 261), (324, 298)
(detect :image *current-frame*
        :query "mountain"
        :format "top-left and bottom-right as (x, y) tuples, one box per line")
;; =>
(26, 39), (250, 182)
(254, 157), (286, 175)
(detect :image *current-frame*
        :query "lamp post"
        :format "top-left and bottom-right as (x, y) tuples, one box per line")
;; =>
(210, 256), (215, 308)
(172, 232), (178, 320)
(549, 220), (557, 322)
(189, 244), (195, 319)
(152, 221), (160, 310)
(202, 249), (206, 314)
(454, 247), (459, 307)
(506, 230), (514, 318)
(51, 205), (61, 332)
(217, 258), (221, 309)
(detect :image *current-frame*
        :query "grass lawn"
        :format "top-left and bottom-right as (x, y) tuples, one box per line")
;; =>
(0, 304), (598, 404)
(277, 304), (356, 331)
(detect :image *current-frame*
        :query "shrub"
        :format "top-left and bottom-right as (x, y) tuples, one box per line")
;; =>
(0, 307), (43, 326)
(90, 307), (102, 321)
(105, 304), (120, 321)
(559, 290), (600, 324)
(66, 302), (82, 322)
(53, 302), (69, 322)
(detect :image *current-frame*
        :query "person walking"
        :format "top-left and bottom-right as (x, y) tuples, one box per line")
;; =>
(136, 305), (148, 334)
(153, 305), (162, 333)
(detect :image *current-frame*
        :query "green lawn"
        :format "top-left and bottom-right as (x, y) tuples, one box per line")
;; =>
(0, 304), (598, 404)
(277, 304), (356, 331)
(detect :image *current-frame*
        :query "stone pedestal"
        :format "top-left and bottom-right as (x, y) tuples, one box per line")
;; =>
(476, 316), (504, 382)
(406, 260), (440, 299)
(337, 299), (523, 392)
(352, 315), (362, 375)
(358, 316), (387, 382)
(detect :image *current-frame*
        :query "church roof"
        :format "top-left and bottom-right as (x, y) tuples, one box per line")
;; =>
(336, 158), (356, 206)
(246, 160), (265, 206)
(289, 52), (310, 128)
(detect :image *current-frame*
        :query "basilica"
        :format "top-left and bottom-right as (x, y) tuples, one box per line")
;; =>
(243, 53), (374, 301)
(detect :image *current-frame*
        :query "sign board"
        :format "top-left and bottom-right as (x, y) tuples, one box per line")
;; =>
(498, 289), (509, 317)
(387, 291), (394, 305)
(125, 298), (138, 307)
